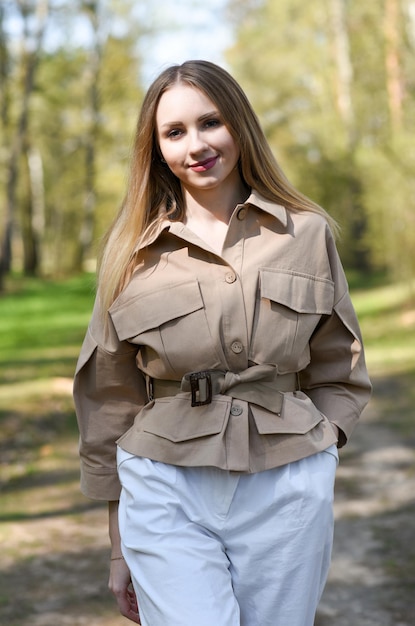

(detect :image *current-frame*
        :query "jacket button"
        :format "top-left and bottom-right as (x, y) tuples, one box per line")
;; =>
(231, 340), (243, 354)
(237, 207), (247, 220)
(230, 405), (243, 416)
(225, 272), (236, 283)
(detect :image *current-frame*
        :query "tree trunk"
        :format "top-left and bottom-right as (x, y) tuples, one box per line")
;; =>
(329, 0), (354, 141)
(384, 0), (403, 131)
(76, 0), (103, 270)
(22, 144), (45, 275)
(0, 4), (10, 128)
(0, 0), (49, 289)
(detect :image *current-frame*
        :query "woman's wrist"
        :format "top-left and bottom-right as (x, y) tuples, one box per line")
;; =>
(108, 501), (124, 561)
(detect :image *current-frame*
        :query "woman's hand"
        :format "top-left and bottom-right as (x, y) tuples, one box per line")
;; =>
(108, 557), (141, 624)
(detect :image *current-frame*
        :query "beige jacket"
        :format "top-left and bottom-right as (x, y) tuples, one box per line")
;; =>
(73, 191), (371, 500)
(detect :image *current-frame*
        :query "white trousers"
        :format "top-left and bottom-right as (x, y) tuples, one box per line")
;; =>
(117, 445), (338, 626)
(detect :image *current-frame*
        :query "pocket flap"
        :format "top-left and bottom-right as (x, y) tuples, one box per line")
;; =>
(252, 391), (323, 434)
(260, 268), (334, 314)
(109, 280), (204, 340)
(140, 396), (230, 442)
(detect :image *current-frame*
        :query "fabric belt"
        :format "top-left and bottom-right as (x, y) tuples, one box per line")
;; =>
(149, 364), (300, 415)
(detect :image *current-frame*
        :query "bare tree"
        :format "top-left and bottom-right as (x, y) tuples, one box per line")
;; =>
(0, 0), (49, 289)
(329, 0), (355, 143)
(384, 0), (404, 131)
(75, 0), (104, 270)
(22, 145), (45, 274)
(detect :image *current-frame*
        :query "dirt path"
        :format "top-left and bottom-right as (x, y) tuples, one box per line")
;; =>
(1, 377), (415, 625)
(317, 383), (415, 626)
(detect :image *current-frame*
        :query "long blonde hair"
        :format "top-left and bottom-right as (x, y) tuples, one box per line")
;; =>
(98, 60), (338, 315)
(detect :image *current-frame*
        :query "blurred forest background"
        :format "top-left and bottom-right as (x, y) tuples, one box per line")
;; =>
(0, 0), (414, 288)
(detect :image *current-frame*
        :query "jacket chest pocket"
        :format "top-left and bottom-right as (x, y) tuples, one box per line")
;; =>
(251, 268), (334, 367)
(109, 279), (221, 377)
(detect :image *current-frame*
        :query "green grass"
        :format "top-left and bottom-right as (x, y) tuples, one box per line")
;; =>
(0, 274), (98, 518)
(351, 278), (415, 376)
(0, 274), (96, 384)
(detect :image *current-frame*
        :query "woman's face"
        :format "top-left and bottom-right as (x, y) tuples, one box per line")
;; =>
(156, 84), (241, 196)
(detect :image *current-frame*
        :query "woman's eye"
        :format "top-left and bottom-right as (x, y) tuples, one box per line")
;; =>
(167, 129), (182, 139)
(204, 118), (221, 129)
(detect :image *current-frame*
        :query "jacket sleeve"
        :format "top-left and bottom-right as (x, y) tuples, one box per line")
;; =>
(299, 228), (372, 447)
(73, 296), (147, 500)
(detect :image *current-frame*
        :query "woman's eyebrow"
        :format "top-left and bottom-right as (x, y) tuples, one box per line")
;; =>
(159, 120), (183, 129)
(159, 110), (220, 129)
(198, 110), (220, 120)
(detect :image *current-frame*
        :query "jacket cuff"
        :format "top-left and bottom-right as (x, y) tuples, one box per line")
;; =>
(305, 389), (364, 444)
(80, 463), (121, 501)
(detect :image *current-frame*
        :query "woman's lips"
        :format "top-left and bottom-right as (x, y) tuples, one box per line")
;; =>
(189, 156), (218, 172)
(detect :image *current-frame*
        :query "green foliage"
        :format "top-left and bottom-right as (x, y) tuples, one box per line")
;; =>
(227, 0), (415, 279)
(33, 31), (143, 272)
(0, 0), (145, 278)
(357, 136), (415, 282)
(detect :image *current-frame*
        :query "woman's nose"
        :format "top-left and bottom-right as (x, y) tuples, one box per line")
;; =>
(188, 130), (208, 154)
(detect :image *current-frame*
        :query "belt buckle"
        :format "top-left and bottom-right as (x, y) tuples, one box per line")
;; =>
(189, 371), (213, 407)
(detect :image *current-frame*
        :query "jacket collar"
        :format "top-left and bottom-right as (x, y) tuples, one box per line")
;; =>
(244, 190), (288, 226)
(133, 190), (288, 252)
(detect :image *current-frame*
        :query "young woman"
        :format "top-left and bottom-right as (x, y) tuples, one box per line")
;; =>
(73, 60), (371, 626)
